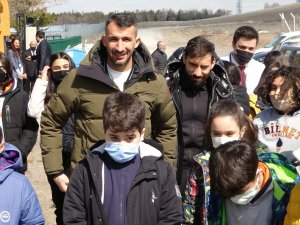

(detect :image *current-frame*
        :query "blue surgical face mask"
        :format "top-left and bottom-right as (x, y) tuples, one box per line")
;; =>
(104, 142), (139, 163)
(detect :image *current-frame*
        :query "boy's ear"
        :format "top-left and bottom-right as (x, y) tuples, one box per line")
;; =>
(140, 128), (145, 141)
(0, 142), (4, 154)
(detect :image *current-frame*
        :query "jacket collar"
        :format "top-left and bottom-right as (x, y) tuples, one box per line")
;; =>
(77, 40), (156, 85)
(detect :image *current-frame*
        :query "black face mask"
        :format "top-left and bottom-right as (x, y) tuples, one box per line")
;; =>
(234, 49), (254, 65)
(0, 69), (7, 83)
(30, 47), (36, 51)
(52, 70), (69, 86)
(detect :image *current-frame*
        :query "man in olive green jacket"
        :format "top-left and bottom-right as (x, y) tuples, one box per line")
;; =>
(40, 13), (177, 193)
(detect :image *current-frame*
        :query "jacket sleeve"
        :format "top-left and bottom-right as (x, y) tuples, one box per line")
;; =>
(40, 70), (78, 175)
(19, 92), (39, 158)
(63, 162), (88, 225)
(157, 162), (182, 225)
(20, 177), (45, 225)
(62, 115), (75, 156)
(38, 41), (47, 71)
(152, 52), (158, 69)
(152, 75), (178, 167)
(284, 182), (300, 225)
(27, 78), (48, 119)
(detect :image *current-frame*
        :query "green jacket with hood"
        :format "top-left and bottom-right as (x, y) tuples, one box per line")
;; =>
(40, 41), (177, 175)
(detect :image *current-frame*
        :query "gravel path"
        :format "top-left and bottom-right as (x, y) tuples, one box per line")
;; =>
(26, 135), (56, 225)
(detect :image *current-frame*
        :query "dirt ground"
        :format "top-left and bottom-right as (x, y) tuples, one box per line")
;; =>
(26, 19), (284, 224)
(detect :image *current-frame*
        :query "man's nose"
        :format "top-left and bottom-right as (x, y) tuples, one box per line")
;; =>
(115, 40), (124, 51)
(193, 67), (203, 77)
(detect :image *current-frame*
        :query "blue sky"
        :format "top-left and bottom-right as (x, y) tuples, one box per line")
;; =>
(47, 0), (297, 14)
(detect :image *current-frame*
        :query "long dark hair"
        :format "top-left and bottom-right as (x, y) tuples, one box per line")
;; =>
(44, 52), (76, 104)
(10, 37), (21, 58)
(0, 52), (14, 89)
(256, 66), (300, 109)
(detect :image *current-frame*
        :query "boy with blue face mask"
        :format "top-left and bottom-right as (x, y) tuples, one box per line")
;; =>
(63, 92), (182, 225)
(208, 141), (297, 225)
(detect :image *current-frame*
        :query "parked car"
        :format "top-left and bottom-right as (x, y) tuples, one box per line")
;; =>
(281, 43), (300, 67)
(255, 31), (300, 55)
(253, 43), (300, 67)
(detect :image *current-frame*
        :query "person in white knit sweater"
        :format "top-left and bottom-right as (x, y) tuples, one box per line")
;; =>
(254, 66), (300, 165)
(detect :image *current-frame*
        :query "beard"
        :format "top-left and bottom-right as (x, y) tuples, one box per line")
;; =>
(187, 74), (208, 87)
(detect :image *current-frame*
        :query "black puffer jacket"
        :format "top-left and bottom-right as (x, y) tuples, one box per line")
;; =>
(1, 87), (39, 172)
(151, 48), (168, 75)
(63, 143), (182, 225)
(165, 59), (232, 189)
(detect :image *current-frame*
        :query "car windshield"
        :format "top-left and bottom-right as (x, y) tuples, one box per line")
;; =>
(265, 35), (286, 48)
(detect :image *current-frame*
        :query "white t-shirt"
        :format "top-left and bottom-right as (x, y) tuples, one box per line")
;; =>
(107, 65), (131, 91)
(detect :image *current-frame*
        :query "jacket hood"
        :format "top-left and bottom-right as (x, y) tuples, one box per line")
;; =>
(0, 143), (23, 182)
(165, 57), (233, 99)
(92, 142), (162, 159)
(0, 79), (15, 97)
(77, 40), (155, 82)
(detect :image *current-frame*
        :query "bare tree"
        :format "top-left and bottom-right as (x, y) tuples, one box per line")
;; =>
(9, 0), (63, 18)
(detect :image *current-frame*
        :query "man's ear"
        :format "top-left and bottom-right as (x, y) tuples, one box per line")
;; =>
(0, 142), (5, 154)
(140, 128), (145, 141)
(211, 59), (216, 70)
(134, 37), (141, 48)
(102, 36), (107, 47)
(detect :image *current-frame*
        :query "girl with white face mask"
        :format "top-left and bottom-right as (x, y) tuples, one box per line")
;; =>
(182, 99), (257, 225)
(207, 99), (257, 149)
(254, 66), (300, 164)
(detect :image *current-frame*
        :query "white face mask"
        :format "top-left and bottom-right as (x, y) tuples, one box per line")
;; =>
(270, 95), (291, 112)
(230, 170), (261, 205)
(211, 136), (240, 148)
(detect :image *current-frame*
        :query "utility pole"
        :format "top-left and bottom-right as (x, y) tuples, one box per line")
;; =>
(236, 0), (242, 14)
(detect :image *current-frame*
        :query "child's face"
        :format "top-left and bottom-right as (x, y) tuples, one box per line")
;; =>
(211, 115), (243, 138)
(105, 128), (145, 144)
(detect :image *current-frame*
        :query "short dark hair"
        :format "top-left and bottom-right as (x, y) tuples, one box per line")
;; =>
(184, 36), (215, 60)
(36, 30), (45, 39)
(209, 140), (259, 199)
(232, 26), (259, 45)
(222, 60), (240, 85)
(258, 65), (300, 108)
(103, 92), (145, 133)
(206, 99), (257, 145)
(0, 52), (13, 86)
(105, 13), (137, 35)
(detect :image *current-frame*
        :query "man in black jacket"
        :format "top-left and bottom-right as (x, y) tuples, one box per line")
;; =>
(165, 36), (232, 193)
(63, 92), (181, 225)
(151, 41), (168, 74)
(23, 40), (37, 94)
(33, 30), (52, 75)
